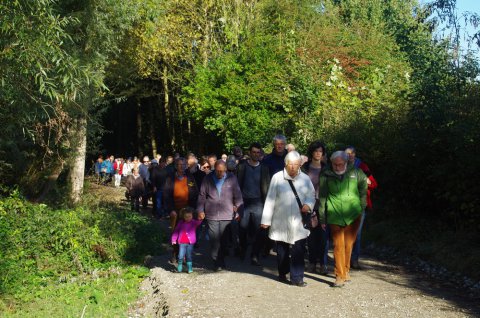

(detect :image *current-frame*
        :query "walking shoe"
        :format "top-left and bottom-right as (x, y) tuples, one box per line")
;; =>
(278, 275), (290, 284)
(319, 264), (329, 275)
(291, 281), (307, 287)
(351, 260), (362, 270)
(332, 279), (345, 288)
(251, 257), (261, 266)
(345, 274), (351, 283)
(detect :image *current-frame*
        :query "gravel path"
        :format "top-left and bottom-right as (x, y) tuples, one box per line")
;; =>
(93, 185), (478, 318)
(130, 220), (480, 318)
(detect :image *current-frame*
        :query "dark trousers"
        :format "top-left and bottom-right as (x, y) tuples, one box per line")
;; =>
(239, 217), (266, 260)
(207, 219), (231, 267)
(307, 226), (322, 264)
(308, 226), (330, 265)
(130, 196), (140, 211)
(276, 239), (306, 284)
(239, 199), (264, 259)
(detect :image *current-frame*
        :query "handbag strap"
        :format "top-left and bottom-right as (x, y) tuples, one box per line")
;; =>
(287, 180), (303, 210)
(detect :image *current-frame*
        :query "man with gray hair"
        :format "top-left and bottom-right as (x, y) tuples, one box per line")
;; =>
(318, 150), (367, 287)
(261, 151), (315, 286)
(262, 134), (288, 177)
(197, 160), (243, 271)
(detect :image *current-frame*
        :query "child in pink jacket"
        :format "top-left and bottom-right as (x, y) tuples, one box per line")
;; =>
(171, 207), (203, 273)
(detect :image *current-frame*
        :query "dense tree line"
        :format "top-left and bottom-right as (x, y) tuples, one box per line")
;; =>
(1, 0), (479, 229)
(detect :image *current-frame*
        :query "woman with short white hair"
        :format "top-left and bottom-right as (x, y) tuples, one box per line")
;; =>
(261, 151), (315, 287)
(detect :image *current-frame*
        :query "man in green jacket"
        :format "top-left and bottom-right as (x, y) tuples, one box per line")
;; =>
(318, 150), (367, 287)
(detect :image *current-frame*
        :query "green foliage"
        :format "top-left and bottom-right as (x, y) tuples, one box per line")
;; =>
(183, 35), (290, 148)
(0, 190), (163, 309)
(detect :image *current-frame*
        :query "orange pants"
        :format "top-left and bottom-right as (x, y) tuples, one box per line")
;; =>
(329, 215), (362, 281)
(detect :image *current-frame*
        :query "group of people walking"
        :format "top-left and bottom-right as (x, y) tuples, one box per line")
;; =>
(102, 134), (377, 288)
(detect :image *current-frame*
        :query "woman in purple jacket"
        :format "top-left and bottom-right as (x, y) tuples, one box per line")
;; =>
(197, 160), (243, 271)
(171, 207), (204, 273)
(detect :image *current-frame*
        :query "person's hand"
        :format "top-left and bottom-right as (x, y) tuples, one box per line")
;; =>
(172, 242), (177, 245)
(170, 210), (177, 218)
(234, 213), (241, 222)
(198, 212), (205, 220)
(260, 224), (270, 229)
(320, 224), (326, 230)
(367, 178), (372, 185)
(153, 186), (157, 192)
(233, 205), (238, 213)
(301, 204), (311, 214)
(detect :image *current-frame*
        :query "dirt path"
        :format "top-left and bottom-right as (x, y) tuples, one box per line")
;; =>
(92, 184), (478, 318)
(130, 219), (480, 318)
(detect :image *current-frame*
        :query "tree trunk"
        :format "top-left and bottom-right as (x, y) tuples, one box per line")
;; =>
(136, 98), (143, 154)
(149, 100), (157, 156)
(163, 64), (175, 149)
(68, 116), (87, 204)
(32, 162), (64, 203)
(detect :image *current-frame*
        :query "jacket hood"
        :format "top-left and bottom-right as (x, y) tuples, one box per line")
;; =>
(322, 164), (355, 179)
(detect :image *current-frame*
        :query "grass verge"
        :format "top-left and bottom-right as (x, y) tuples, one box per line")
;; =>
(0, 187), (164, 316)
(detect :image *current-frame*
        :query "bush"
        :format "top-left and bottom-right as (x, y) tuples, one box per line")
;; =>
(0, 190), (164, 304)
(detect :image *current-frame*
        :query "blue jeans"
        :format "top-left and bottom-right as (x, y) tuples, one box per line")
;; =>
(178, 243), (194, 263)
(351, 211), (366, 261)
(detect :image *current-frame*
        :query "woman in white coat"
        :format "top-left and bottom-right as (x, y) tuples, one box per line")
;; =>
(261, 151), (315, 286)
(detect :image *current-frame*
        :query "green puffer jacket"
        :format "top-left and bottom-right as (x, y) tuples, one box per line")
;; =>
(318, 165), (367, 226)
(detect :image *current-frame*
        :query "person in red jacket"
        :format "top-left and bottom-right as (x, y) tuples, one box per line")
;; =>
(345, 146), (378, 269)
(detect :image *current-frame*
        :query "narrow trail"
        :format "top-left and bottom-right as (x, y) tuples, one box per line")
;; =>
(93, 183), (479, 318)
(130, 220), (479, 318)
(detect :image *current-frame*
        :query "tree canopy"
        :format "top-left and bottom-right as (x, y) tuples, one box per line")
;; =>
(0, 0), (479, 229)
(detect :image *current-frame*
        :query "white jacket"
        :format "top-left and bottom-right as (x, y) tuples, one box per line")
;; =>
(261, 169), (315, 244)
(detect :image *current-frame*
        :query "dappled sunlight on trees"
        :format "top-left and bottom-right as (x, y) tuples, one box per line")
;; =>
(0, 0), (479, 229)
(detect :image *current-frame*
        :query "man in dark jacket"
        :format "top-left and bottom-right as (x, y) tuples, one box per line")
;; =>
(261, 134), (288, 256)
(236, 142), (270, 265)
(139, 156), (151, 208)
(197, 160), (243, 271)
(150, 158), (169, 218)
(125, 167), (145, 212)
(262, 134), (288, 177)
